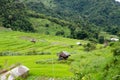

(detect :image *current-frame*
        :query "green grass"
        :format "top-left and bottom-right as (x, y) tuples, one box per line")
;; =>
(0, 55), (73, 78)
(0, 30), (87, 54)
(29, 17), (71, 37)
(70, 46), (120, 80)
(0, 29), (119, 80)
(0, 29), (85, 78)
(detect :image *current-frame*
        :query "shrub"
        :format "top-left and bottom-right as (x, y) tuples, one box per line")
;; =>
(89, 38), (98, 43)
(83, 43), (96, 51)
(45, 31), (50, 35)
(112, 47), (120, 56)
(109, 42), (115, 47)
(75, 30), (88, 39)
(55, 30), (65, 36)
(98, 36), (105, 44)
(45, 24), (49, 27)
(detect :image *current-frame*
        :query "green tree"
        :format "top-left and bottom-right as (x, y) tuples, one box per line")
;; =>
(99, 36), (105, 44)
(113, 47), (120, 56)
(55, 30), (65, 36)
(0, 0), (35, 32)
(75, 30), (88, 39)
(83, 43), (96, 51)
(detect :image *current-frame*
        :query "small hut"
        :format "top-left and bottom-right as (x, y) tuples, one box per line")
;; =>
(31, 39), (36, 43)
(58, 51), (71, 60)
(0, 65), (29, 80)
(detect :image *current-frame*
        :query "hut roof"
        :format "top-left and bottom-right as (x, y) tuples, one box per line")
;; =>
(0, 65), (29, 80)
(110, 38), (119, 41)
(76, 42), (82, 45)
(62, 51), (70, 56)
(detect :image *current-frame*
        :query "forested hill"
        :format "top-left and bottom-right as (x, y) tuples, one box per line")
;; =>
(0, 0), (35, 32)
(0, 0), (120, 40)
(23, 0), (120, 28)
(0, 0), (101, 40)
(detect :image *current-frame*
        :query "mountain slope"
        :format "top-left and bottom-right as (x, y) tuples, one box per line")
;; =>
(0, 29), (120, 80)
(23, 0), (120, 28)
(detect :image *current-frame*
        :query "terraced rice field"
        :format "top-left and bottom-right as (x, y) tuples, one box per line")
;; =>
(0, 29), (86, 79)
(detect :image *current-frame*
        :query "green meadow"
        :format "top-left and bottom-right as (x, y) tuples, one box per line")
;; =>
(0, 56), (73, 78)
(0, 29), (84, 79)
(0, 28), (119, 80)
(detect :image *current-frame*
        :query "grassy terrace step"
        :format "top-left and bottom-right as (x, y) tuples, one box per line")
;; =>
(0, 55), (73, 78)
(0, 29), (117, 80)
(0, 29), (84, 78)
(0, 30), (87, 54)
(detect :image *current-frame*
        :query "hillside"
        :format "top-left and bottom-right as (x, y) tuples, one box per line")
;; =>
(0, 29), (120, 80)
(23, 0), (120, 31)
(0, 28), (86, 54)
(0, 0), (120, 38)
(0, 0), (120, 80)
(0, 0), (99, 40)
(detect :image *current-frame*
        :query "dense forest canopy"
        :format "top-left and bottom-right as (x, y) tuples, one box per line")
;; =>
(0, 0), (35, 32)
(24, 0), (120, 32)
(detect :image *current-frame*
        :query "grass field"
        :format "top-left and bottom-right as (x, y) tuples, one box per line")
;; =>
(0, 55), (73, 78)
(0, 29), (84, 79)
(0, 28), (88, 54)
(0, 28), (119, 80)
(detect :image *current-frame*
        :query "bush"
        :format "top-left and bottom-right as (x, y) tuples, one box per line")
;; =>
(98, 36), (105, 44)
(45, 24), (49, 27)
(109, 42), (115, 47)
(83, 43), (96, 51)
(89, 38), (98, 43)
(75, 30), (88, 39)
(55, 30), (65, 36)
(112, 47), (120, 56)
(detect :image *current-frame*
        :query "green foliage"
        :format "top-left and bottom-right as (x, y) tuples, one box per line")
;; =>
(0, 0), (35, 32)
(113, 47), (120, 56)
(23, 0), (120, 33)
(75, 30), (88, 39)
(55, 30), (65, 36)
(70, 47), (120, 80)
(0, 30), (119, 79)
(0, 0), (102, 40)
(99, 36), (105, 44)
(29, 17), (71, 37)
(83, 43), (96, 51)
(105, 26), (120, 35)
(109, 42), (115, 47)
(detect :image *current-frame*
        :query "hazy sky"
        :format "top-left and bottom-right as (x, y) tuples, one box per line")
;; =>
(115, 0), (120, 2)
